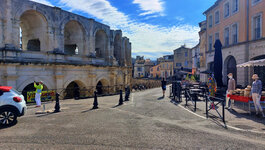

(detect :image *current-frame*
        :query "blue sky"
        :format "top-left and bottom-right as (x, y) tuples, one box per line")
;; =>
(31, 0), (214, 60)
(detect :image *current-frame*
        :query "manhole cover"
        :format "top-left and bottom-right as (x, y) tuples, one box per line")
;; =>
(234, 125), (254, 130)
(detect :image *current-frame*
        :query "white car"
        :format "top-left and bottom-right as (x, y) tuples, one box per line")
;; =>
(0, 86), (27, 126)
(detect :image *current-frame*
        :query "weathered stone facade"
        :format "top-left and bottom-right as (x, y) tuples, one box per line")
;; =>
(0, 0), (132, 97)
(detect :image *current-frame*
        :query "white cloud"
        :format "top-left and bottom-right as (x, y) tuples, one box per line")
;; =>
(176, 16), (184, 21)
(132, 0), (165, 16)
(30, 0), (53, 6)
(58, 0), (199, 59)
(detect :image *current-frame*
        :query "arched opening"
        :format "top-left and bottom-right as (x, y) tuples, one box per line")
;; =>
(64, 20), (85, 55)
(96, 81), (103, 95)
(65, 81), (80, 99)
(20, 10), (48, 51)
(114, 34), (121, 64)
(22, 83), (48, 103)
(96, 79), (109, 95)
(95, 30), (108, 58)
(225, 56), (237, 84)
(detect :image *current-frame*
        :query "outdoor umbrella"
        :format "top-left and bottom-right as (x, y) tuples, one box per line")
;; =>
(213, 39), (223, 87)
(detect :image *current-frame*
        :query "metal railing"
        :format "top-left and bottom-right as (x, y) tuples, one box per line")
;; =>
(206, 95), (226, 125)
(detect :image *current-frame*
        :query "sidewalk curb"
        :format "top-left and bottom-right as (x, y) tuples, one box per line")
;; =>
(170, 100), (265, 134)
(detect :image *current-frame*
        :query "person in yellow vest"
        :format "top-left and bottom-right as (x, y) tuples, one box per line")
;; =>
(34, 81), (43, 107)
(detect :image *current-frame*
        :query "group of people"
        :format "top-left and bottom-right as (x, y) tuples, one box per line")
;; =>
(214, 73), (264, 118)
(160, 73), (265, 118)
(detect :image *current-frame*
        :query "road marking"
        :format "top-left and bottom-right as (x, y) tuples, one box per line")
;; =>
(172, 100), (265, 134)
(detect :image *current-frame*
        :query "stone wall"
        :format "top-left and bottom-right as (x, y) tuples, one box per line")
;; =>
(0, 0), (133, 98)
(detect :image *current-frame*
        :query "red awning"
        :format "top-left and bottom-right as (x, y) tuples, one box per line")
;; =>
(0, 86), (12, 92)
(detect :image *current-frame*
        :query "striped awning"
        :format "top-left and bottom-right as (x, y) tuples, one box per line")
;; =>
(237, 59), (265, 67)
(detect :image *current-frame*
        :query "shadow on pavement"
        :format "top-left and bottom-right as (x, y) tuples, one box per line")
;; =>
(229, 109), (265, 125)
(206, 113), (227, 129)
(112, 104), (122, 108)
(81, 108), (97, 113)
(157, 96), (164, 100)
(36, 112), (57, 118)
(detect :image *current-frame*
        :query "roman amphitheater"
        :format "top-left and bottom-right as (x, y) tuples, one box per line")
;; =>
(0, 0), (132, 98)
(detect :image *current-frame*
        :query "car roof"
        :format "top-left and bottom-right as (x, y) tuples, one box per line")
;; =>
(0, 86), (13, 92)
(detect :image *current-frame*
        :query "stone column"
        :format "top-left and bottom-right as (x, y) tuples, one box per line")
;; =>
(3, 0), (15, 49)
(0, 17), (4, 48)
(12, 18), (21, 49)
(53, 26), (64, 52)
(4, 64), (18, 88)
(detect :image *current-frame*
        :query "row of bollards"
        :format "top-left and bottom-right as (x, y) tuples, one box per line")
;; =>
(92, 88), (131, 109)
(53, 89), (131, 112)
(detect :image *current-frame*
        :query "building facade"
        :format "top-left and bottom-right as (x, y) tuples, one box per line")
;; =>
(150, 64), (161, 78)
(133, 56), (145, 78)
(173, 45), (192, 74)
(191, 44), (200, 75)
(198, 21), (208, 82)
(157, 55), (174, 64)
(0, 0), (132, 97)
(204, 0), (265, 86)
(160, 61), (173, 79)
(144, 59), (155, 77)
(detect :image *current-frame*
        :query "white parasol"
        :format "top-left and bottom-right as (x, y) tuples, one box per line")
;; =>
(237, 59), (265, 67)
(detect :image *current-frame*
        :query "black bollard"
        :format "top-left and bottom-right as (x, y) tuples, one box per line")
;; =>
(125, 87), (130, 101)
(54, 93), (60, 113)
(93, 91), (98, 109)
(119, 90), (123, 105)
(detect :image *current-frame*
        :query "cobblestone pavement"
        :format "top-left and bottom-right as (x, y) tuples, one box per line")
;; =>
(0, 87), (265, 149)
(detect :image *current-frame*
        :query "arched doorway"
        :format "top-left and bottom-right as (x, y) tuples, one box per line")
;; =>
(96, 79), (109, 95)
(95, 30), (108, 58)
(65, 81), (80, 99)
(22, 83), (48, 103)
(114, 34), (121, 64)
(64, 20), (85, 55)
(96, 81), (103, 95)
(225, 56), (237, 84)
(20, 10), (48, 51)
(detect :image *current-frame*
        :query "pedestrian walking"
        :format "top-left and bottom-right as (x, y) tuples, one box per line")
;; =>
(226, 73), (236, 109)
(250, 74), (265, 117)
(161, 78), (167, 97)
(34, 81), (43, 107)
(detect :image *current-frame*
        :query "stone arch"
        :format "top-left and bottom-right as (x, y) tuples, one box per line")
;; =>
(95, 29), (109, 58)
(114, 33), (122, 64)
(64, 80), (86, 99)
(96, 78), (110, 95)
(63, 20), (86, 55)
(19, 9), (49, 51)
(17, 77), (51, 102)
(224, 55), (237, 85)
(17, 77), (53, 92)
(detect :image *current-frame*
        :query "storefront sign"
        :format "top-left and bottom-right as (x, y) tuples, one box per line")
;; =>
(27, 90), (56, 103)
